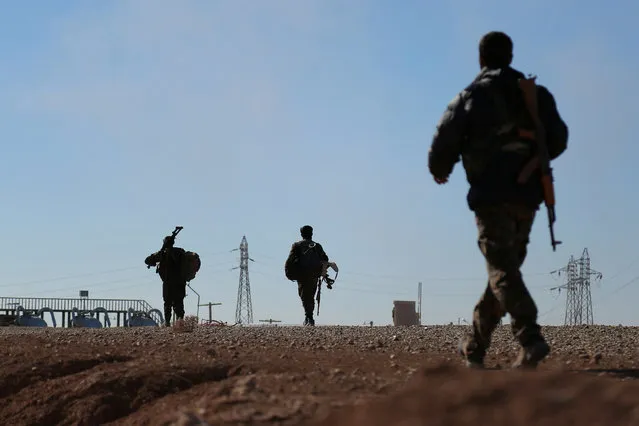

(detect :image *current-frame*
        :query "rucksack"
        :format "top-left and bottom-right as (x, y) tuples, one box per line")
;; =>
(295, 241), (323, 280)
(284, 256), (298, 281)
(181, 251), (201, 282)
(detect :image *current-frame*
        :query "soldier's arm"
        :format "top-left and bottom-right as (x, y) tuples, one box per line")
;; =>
(428, 91), (470, 181)
(316, 243), (329, 262)
(538, 85), (568, 160)
(144, 251), (161, 266)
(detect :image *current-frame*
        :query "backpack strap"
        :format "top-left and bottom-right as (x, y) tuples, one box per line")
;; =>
(301, 241), (317, 255)
(465, 74), (537, 182)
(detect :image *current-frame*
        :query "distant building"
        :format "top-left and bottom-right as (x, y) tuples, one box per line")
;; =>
(392, 300), (419, 326)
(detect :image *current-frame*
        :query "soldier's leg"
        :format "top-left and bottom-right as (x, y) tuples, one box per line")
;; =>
(298, 278), (318, 324)
(509, 208), (550, 368)
(162, 281), (172, 326)
(476, 205), (548, 366)
(169, 283), (186, 322)
(297, 281), (305, 312)
(296, 281), (308, 324)
(461, 281), (504, 365)
(173, 298), (185, 321)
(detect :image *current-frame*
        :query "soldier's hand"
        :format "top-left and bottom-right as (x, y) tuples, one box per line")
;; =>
(434, 176), (448, 185)
(325, 277), (334, 289)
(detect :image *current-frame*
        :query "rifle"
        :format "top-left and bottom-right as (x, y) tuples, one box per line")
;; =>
(316, 261), (339, 317)
(516, 76), (561, 251)
(164, 226), (183, 248)
(316, 278), (322, 316)
(147, 226), (183, 270)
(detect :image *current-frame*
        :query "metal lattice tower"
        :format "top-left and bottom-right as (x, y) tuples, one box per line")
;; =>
(234, 236), (254, 324)
(551, 248), (603, 325)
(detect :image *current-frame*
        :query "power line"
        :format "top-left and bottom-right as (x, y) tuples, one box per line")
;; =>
(339, 270), (551, 282)
(599, 255), (639, 282)
(86, 280), (158, 296)
(0, 249), (235, 289)
(4, 275), (156, 297)
(5, 245), (638, 326)
(541, 273), (639, 322)
(0, 266), (142, 288)
(249, 268), (495, 298)
(596, 274), (639, 304)
(250, 256), (553, 283)
(0, 242), (564, 292)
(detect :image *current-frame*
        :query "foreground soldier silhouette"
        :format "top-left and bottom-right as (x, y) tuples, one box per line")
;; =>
(428, 31), (568, 369)
(285, 225), (330, 326)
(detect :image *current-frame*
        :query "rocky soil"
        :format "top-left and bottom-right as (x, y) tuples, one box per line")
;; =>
(0, 324), (637, 425)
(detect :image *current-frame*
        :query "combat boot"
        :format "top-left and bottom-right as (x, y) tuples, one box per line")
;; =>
(512, 339), (550, 369)
(164, 309), (172, 328)
(458, 338), (485, 369)
(304, 315), (315, 326)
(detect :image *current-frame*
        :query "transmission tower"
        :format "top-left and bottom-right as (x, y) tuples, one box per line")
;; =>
(551, 248), (603, 325)
(233, 236), (254, 324)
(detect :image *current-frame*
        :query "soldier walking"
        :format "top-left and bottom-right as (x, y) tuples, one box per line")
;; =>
(285, 225), (330, 326)
(145, 234), (187, 327)
(428, 31), (568, 369)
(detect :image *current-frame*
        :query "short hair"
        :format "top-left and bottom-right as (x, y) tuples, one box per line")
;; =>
(300, 225), (313, 238)
(479, 31), (513, 68)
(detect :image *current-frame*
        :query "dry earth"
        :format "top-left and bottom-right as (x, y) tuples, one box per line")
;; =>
(0, 324), (638, 426)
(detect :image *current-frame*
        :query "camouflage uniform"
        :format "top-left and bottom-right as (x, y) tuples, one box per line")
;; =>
(145, 246), (187, 327)
(428, 65), (568, 368)
(286, 238), (329, 326)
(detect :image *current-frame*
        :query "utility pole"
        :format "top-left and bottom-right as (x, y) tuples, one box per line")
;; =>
(198, 302), (222, 324)
(551, 248), (602, 325)
(259, 318), (282, 325)
(417, 282), (422, 325)
(232, 236), (254, 324)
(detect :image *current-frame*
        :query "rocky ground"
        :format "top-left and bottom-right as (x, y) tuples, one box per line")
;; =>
(0, 324), (637, 426)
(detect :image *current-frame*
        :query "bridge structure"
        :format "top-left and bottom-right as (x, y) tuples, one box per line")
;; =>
(0, 296), (163, 327)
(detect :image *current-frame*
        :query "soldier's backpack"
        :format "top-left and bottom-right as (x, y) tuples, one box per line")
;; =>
(181, 251), (201, 282)
(284, 256), (298, 281)
(296, 241), (323, 280)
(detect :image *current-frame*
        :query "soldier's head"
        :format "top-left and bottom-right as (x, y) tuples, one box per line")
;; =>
(300, 225), (313, 240)
(162, 235), (175, 249)
(479, 31), (513, 69)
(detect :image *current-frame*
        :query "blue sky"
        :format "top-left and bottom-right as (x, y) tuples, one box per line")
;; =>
(1, 0), (638, 326)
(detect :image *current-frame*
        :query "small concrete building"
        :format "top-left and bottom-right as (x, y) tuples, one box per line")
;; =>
(392, 300), (419, 326)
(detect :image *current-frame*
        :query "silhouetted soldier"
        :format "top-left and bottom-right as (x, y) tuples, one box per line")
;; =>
(428, 31), (568, 369)
(145, 235), (187, 327)
(285, 225), (329, 326)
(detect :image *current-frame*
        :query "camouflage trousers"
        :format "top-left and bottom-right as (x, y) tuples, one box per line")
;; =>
(462, 203), (545, 362)
(297, 277), (319, 318)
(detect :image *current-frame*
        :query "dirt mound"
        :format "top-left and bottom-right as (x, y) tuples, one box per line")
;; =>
(0, 326), (637, 425)
(1, 355), (235, 425)
(316, 364), (639, 426)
